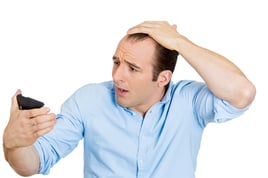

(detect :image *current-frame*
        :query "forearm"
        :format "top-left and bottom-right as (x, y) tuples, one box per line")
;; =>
(127, 21), (256, 107)
(3, 144), (40, 176)
(175, 36), (256, 108)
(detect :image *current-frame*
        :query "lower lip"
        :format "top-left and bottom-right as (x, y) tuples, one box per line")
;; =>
(116, 88), (128, 97)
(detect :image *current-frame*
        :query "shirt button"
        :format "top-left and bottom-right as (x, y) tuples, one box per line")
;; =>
(139, 159), (144, 165)
(216, 118), (222, 122)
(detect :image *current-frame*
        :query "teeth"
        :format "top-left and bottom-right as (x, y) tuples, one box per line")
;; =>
(119, 88), (127, 92)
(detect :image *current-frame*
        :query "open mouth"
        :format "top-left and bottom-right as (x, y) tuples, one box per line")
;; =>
(116, 87), (129, 96)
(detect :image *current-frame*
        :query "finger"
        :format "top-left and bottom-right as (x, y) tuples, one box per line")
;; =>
(25, 107), (51, 118)
(16, 114), (55, 139)
(127, 21), (157, 34)
(31, 113), (56, 130)
(127, 21), (170, 35)
(32, 115), (56, 136)
(140, 21), (169, 27)
(35, 125), (55, 138)
(33, 113), (56, 126)
(32, 118), (56, 132)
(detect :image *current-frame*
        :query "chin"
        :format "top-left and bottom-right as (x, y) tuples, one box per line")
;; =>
(116, 97), (128, 107)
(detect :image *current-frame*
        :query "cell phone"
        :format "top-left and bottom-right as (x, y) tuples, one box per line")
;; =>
(17, 94), (45, 110)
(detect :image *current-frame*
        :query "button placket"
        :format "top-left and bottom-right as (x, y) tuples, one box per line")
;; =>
(136, 103), (163, 176)
(137, 113), (154, 171)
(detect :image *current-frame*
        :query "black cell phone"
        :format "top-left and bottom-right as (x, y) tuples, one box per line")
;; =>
(17, 94), (45, 110)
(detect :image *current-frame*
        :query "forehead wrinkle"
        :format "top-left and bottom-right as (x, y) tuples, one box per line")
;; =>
(116, 43), (139, 63)
(124, 59), (142, 70)
(115, 38), (155, 71)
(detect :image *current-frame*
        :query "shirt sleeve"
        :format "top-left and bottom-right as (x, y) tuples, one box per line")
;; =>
(179, 80), (250, 128)
(34, 92), (84, 174)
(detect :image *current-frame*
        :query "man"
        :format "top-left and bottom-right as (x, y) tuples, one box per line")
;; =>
(3, 21), (256, 178)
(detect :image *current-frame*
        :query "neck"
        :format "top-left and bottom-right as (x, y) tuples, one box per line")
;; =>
(129, 88), (166, 117)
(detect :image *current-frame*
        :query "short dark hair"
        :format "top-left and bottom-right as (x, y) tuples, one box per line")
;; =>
(126, 33), (179, 89)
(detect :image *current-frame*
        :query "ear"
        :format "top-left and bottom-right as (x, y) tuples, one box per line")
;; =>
(157, 70), (172, 87)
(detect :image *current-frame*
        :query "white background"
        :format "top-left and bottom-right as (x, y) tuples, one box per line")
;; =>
(0, 0), (267, 177)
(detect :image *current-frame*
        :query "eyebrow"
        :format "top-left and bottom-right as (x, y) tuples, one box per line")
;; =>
(112, 56), (142, 71)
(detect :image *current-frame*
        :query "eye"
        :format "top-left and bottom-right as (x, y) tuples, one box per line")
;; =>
(113, 59), (120, 65)
(130, 66), (137, 72)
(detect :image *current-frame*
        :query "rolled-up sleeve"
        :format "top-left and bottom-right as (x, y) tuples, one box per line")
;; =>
(180, 81), (250, 128)
(34, 93), (84, 174)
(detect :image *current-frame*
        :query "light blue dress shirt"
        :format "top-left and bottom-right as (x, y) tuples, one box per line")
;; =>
(34, 80), (249, 178)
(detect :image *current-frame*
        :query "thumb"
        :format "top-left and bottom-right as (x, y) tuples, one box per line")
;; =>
(10, 89), (22, 112)
(172, 24), (177, 30)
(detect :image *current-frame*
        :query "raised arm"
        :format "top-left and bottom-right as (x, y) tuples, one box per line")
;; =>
(2, 90), (56, 176)
(127, 21), (256, 108)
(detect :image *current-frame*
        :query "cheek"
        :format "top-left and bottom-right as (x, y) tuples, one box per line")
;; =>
(111, 68), (115, 78)
(132, 79), (154, 95)
(112, 66), (117, 75)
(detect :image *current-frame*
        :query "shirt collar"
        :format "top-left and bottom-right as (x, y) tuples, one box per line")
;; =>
(159, 81), (173, 104)
(112, 81), (173, 114)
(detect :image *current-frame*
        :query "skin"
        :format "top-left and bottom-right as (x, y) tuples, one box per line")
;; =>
(2, 21), (256, 176)
(112, 36), (171, 116)
(127, 21), (256, 108)
(3, 89), (56, 176)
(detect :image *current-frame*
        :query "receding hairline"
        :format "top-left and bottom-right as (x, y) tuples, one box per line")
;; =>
(123, 33), (157, 45)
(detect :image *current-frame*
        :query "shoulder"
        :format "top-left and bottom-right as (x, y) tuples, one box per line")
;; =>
(74, 81), (114, 96)
(170, 80), (206, 94)
(64, 81), (115, 106)
(161, 80), (206, 104)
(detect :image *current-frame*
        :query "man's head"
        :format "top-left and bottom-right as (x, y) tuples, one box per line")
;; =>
(112, 33), (178, 115)
(127, 33), (178, 82)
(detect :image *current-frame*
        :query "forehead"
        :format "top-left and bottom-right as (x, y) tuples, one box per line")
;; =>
(115, 36), (156, 64)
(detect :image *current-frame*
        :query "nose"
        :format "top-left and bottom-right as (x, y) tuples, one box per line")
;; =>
(112, 64), (125, 83)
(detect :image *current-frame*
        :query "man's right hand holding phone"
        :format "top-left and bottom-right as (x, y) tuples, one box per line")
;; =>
(3, 89), (56, 150)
